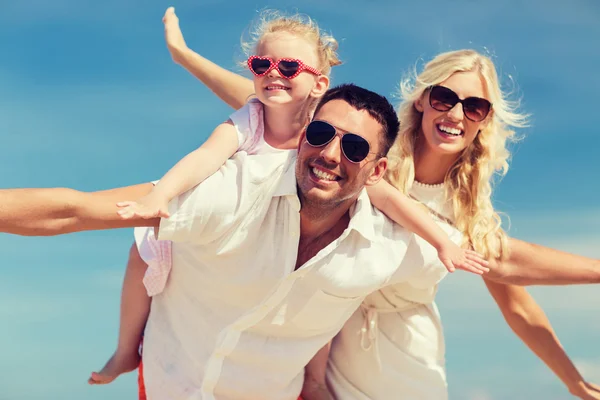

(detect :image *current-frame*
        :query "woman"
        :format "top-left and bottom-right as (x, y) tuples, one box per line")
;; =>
(160, 9), (600, 399)
(323, 50), (600, 400)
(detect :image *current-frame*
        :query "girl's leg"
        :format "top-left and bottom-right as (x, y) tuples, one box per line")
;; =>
(88, 242), (151, 384)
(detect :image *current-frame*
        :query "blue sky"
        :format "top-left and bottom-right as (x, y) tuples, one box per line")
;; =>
(0, 1), (598, 399)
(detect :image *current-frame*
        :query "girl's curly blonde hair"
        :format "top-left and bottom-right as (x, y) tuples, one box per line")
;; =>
(241, 10), (341, 76)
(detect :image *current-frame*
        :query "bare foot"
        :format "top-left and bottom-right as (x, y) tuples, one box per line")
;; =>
(88, 350), (140, 385)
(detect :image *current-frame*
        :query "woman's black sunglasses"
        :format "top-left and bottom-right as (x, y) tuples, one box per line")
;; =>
(428, 85), (492, 122)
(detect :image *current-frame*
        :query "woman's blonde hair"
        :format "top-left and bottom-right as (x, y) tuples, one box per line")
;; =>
(386, 49), (529, 259)
(240, 10), (341, 76)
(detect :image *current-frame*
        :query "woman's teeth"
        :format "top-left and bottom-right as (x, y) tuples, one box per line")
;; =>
(312, 167), (337, 181)
(438, 125), (462, 136)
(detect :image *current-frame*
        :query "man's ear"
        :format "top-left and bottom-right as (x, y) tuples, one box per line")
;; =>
(365, 157), (388, 187)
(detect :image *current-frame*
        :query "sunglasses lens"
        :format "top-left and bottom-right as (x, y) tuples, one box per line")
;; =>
(429, 86), (458, 112)
(277, 60), (300, 77)
(250, 58), (272, 75)
(306, 121), (336, 146)
(463, 98), (491, 122)
(342, 134), (370, 163)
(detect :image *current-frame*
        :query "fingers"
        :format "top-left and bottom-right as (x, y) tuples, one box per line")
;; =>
(116, 201), (141, 220)
(163, 6), (177, 22)
(454, 257), (489, 275)
(117, 208), (137, 220)
(465, 251), (489, 269)
(441, 259), (456, 273)
(157, 210), (171, 219)
(465, 260), (488, 274)
(465, 249), (489, 263)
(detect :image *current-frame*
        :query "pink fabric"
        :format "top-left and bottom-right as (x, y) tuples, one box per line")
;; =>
(135, 227), (173, 297)
(138, 100), (266, 297)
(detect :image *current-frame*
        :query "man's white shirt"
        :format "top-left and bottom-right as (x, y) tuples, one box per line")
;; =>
(136, 151), (447, 400)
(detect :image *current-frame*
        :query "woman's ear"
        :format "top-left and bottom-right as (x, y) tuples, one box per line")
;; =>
(414, 96), (425, 112)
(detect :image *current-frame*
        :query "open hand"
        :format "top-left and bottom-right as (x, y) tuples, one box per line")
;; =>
(116, 194), (170, 220)
(437, 242), (490, 275)
(163, 7), (188, 63)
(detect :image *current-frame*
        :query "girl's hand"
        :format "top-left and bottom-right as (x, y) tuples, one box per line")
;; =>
(163, 7), (188, 63)
(116, 193), (170, 220)
(437, 241), (490, 275)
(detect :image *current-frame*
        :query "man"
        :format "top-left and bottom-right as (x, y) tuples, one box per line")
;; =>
(2, 84), (453, 399)
(1, 84), (599, 399)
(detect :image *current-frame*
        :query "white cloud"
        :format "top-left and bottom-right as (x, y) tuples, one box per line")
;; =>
(438, 207), (600, 338)
(466, 388), (496, 400)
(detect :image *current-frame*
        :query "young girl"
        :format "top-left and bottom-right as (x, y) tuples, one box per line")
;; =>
(88, 8), (488, 385)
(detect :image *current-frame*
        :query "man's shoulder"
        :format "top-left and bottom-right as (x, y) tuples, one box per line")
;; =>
(160, 151), (296, 245)
(364, 201), (414, 242)
(206, 150), (294, 188)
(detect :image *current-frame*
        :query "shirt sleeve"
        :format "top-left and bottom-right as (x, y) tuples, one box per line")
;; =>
(229, 99), (264, 154)
(157, 150), (291, 245)
(402, 221), (462, 289)
(157, 152), (248, 245)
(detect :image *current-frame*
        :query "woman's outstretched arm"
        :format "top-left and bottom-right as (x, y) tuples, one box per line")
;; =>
(486, 238), (600, 285)
(485, 280), (600, 399)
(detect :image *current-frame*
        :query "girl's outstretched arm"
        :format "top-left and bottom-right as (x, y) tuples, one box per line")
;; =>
(367, 180), (489, 275)
(117, 121), (239, 219)
(163, 7), (254, 110)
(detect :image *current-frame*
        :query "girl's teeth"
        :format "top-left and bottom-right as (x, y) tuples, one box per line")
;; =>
(438, 125), (462, 136)
(267, 86), (289, 90)
(312, 167), (336, 181)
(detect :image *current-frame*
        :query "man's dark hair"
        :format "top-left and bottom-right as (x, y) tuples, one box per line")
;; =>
(313, 84), (400, 156)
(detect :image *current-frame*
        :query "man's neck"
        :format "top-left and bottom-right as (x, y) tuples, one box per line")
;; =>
(295, 199), (353, 269)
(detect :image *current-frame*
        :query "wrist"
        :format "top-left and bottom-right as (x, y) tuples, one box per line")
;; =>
(435, 238), (454, 252)
(170, 45), (191, 64)
(567, 379), (587, 396)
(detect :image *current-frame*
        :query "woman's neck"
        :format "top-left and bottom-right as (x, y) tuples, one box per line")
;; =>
(413, 138), (460, 185)
(263, 102), (311, 150)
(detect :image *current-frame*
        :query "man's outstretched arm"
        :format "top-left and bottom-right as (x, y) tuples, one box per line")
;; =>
(486, 238), (600, 285)
(0, 184), (156, 236)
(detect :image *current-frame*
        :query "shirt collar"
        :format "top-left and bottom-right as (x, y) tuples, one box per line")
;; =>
(346, 188), (376, 242)
(274, 153), (376, 243)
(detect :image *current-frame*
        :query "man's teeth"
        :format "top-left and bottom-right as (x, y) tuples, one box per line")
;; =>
(438, 125), (462, 136)
(312, 167), (337, 181)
